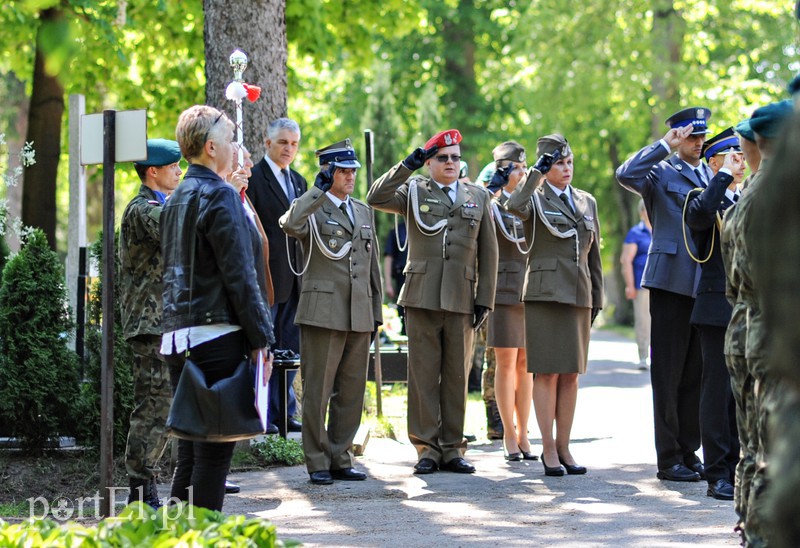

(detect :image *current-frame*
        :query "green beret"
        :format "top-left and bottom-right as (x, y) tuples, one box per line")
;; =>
(476, 162), (496, 185)
(492, 141), (526, 164)
(536, 134), (571, 158)
(136, 138), (181, 167)
(788, 73), (800, 97)
(734, 119), (755, 142)
(749, 100), (793, 139)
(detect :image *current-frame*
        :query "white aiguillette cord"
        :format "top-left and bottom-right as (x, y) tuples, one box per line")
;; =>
(286, 210), (352, 277)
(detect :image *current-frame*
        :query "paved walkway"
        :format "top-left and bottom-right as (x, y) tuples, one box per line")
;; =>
(223, 329), (740, 547)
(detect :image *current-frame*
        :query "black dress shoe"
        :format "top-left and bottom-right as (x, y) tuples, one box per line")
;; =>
(520, 451), (539, 461)
(441, 457), (476, 474)
(266, 423), (279, 435)
(505, 452), (521, 462)
(657, 463), (701, 482)
(558, 455), (587, 475)
(309, 471), (334, 485)
(330, 467), (367, 481)
(224, 480), (241, 494)
(707, 479), (734, 500)
(413, 458), (439, 474)
(687, 461), (706, 480)
(287, 417), (303, 432)
(541, 454), (565, 476)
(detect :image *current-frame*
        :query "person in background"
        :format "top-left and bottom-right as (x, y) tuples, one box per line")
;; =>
(685, 127), (745, 502)
(161, 105), (274, 511)
(620, 200), (652, 370)
(120, 138), (182, 508)
(383, 220), (408, 335)
(485, 141), (535, 462)
(246, 118), (307, 434)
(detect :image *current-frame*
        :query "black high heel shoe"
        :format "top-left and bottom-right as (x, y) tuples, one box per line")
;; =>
(540, 453), (565, 476)
(558, 455), (587, 475)
(520, 451), (539, 461)
(504, 452), (521, 462)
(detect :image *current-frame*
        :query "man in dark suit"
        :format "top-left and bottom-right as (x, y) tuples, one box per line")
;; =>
(246, 118), (307, 432)
(685, 128), (744, 501)
(616, 107), (713, 482)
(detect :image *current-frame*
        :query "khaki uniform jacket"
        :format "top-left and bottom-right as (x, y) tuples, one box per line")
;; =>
(280, 187), (382, 333)
(506, 172), (603, 309)
(492, 193), (527, 306)
(367, 163), (498, 314)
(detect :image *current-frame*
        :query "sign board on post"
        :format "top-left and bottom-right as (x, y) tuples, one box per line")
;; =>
(80, 109), (148, 165)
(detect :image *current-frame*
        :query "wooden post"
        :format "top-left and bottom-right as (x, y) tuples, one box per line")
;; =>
(99, 110), (116, 518)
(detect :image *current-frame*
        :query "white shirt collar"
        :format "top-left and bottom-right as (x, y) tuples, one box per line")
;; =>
(546, 181), (571, 199)
(725, 188), (738, 202)
(265, 155), (290, 184)
(326, 192), (349, 208)
(434, 180), (458, 196)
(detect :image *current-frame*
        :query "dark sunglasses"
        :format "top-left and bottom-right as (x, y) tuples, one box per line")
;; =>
(203, 111), (226, 143)
(434, 154), (461, 163)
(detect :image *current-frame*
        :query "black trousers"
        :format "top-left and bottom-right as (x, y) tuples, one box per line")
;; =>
(698, 325), (740, 484)
(166, 330), (244, 511)
(649, 288), (703, 469)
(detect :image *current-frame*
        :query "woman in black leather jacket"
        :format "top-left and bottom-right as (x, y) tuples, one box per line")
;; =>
(160, 104), (275, 511)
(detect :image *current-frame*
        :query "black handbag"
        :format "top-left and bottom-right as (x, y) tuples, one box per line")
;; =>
(164, 183), (265, 442)
(166, 356), (263, 442)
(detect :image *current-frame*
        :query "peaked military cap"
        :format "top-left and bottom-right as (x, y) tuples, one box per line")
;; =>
(492, 141), (526, 164)
(135, 138), (181, 167)
(734, 119), (756, 142)
(702, 127), (740, 161)
(788, 73), (800, 97)
(459, 161), (469, 179)
(665, 107), (712, 135)
(424, 129), (462, 150)
(536, 134), (571, 158)
(315, 138), (361, 168)
(749, 100), (793, 139)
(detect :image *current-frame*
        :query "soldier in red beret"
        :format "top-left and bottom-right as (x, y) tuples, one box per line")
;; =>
(367, 130), (498, 475)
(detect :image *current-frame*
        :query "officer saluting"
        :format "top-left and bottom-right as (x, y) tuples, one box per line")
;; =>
(616, 107), (712, 483)
(367, 130), (498, 475)
(280, 139), (382, 485)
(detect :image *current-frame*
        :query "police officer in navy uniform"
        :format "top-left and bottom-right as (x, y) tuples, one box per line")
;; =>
(684, 127), (744, 501)
(280, 139), (382, 485)
(616, 107), (713, 482)
(367, 129), (498, 475)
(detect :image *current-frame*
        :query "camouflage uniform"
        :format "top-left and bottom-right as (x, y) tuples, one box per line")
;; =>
(474, 324), (502, 439)
(721, 174), (756, 533)
(119, 185), (172, 484)
(723, 168), (779, 547)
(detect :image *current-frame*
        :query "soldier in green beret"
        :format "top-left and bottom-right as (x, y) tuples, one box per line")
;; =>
(119, 138), (182, 508)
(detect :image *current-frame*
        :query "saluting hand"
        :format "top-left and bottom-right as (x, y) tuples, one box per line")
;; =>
(402, 145), (439, 171)
(533, 149), (561, 174)
(487, 163), (515, 193)
(314, 164), (336, 192)
(663, 125), (694, 149)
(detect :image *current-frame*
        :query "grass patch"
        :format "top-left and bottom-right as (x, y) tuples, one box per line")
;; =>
(0, 500), (28, 518)
(232, 436), (304, 469)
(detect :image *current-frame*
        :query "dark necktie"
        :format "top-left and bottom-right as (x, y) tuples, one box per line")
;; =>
(338, 202), (352, 230)
(281, 168), (296, 201)
(443, 186), (453, 204)
(733, 193), (740, 203)
(694, 168), (706, 187)
(559, 192), (574, 215)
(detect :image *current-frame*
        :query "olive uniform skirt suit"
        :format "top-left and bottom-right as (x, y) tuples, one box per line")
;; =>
(505, 160), (603, 374)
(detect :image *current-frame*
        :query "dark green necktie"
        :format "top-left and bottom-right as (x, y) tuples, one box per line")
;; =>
(559, 192), (574, 214)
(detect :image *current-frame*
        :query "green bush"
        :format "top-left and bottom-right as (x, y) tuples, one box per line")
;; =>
(76, 232), (135, 453)
(0, 229), (82, 454)
(247, 437), (305, 467)
(0, 502), (300, 546)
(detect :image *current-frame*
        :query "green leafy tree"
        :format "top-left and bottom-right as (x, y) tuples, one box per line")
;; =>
(0, 229), (81, 454)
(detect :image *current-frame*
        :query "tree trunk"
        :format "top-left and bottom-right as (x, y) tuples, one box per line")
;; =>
(22, 8), (64, 250)
(2, 72), (29, 253)
(608, 134), (635, 325)
(203, 0), (287, 163)
(650, 0), (685, 139)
